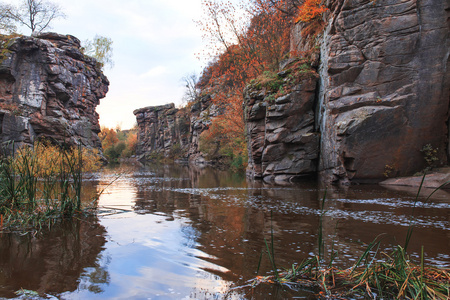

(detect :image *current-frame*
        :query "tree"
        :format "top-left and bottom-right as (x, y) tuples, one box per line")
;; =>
(294, 0), (328, 23)
(0, 3), (17, 34)
(2, 0), (65, 35)
(181, 72), (200, 103)
(82, 35), (114, 69)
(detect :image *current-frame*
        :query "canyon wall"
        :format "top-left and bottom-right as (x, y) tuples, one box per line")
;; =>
(135, 0), (449, 184)
(244, 65), (320, 183)
(133, 103), (190, 159)
(315, 0), (450, 184)
(134, 95), (222, 163)
(0, 33), (108, 152)
(245, 0), (450, 184)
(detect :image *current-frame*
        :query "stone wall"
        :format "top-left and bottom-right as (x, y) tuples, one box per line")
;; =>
(0, 33), (109, 152)
(244, 0), (450, 184)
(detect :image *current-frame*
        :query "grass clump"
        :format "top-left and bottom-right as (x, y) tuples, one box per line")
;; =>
(0, 141), (102, 233)
(245, 178), (450, 299)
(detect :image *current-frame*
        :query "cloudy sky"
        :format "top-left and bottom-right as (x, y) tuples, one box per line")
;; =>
(8, 0), (208, 129)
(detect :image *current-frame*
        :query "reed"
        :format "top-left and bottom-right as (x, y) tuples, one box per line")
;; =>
(0, 141), (102, 233)
(247, 178), (450, 299)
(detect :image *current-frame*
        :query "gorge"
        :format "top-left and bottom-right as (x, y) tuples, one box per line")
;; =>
(134, 0), (450, 185)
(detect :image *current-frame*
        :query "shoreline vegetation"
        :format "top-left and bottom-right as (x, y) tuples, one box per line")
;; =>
(0, 144), (448, 298)
(236, 178), (450, 299)
(0, 141), (102, 234)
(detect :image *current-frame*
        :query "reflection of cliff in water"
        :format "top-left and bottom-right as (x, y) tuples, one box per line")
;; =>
(0, 216), (108, 298)
(131, 164), (322, 283)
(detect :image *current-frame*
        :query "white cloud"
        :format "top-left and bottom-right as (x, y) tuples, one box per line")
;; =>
(139, 66), (168, 78)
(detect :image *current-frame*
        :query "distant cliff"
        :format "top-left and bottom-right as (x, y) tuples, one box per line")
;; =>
(0, 32), (108, 152)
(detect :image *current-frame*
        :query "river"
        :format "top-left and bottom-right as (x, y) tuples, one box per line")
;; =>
(0, 163), (449, 299)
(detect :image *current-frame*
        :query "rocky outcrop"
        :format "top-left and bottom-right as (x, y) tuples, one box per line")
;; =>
(315, 0), (450, 184)
(0, 33), (108, 152)
(244, 69), (320, 183)
(134, 92), (223, 163)
(133, 103), (190, 159)
(136, 0), (450, 184)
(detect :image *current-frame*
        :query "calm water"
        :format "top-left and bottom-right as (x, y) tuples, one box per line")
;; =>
(0, 163), (449, 299)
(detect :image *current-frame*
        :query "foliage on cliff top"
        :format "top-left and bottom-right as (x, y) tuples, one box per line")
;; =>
(82, 35), (114, 70)
(248, 58), (318, 99)
(0, 33), (21, 62)
(294, 0), (328, 23)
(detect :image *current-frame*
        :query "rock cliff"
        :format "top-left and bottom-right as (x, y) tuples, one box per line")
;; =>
(135, 0), (449, 184)
(244, 61), (320, 183)
(0, 33), (108, 152)
(315, 0), (450, 184)
(133, 103), (190, 159)
(245, 0), (450, 184)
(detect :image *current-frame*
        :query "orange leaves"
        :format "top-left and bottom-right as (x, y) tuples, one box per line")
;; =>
(99, 126), (119, 150)
(13, 142), (102, 177)
(295, 0), (328, 23)
(195, 0), (294, 168)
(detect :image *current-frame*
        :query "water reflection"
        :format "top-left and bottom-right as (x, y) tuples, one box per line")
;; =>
(1, 163), (449, 299)
(0, 217), (108, 298)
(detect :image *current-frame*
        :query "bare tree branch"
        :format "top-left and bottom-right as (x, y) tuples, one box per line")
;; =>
(1, 0), (65, 35)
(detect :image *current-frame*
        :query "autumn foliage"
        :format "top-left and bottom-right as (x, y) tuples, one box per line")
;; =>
(294, 0), (328, 23)
(99, 126), (137, 162)
(195, 0), (297, 168)
(194, 0), (328, 169)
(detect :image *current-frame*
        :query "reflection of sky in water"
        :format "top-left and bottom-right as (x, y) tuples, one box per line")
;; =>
(59, 166), (449, 299)
(64, 176), (234, 300)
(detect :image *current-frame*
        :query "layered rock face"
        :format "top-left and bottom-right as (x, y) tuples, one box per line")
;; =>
(0, 33), (108, 151)
(133, 103), (190, 158)
(244, 75), (320, 183)
(134, 94), (223, 163)
(316, 0), (450, 183)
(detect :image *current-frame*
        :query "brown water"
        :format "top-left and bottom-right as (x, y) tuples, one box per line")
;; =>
(0, 163), (449, 299)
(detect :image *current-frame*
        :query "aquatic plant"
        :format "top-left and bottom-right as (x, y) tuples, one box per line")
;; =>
(0, 141), (102, 233)
(244, 177), (450, 299)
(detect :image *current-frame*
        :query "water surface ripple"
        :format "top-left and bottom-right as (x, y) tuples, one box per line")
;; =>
(0, 163), (449, 299)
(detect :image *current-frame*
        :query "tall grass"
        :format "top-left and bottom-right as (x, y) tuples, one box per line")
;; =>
(247, 178), (450, 299)
(0, 141), (102, 233)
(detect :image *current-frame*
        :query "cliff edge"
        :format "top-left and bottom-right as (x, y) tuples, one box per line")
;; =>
(0, 32), (109, 152)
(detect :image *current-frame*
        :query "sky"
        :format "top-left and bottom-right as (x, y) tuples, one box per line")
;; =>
(7, 0), (208, 130)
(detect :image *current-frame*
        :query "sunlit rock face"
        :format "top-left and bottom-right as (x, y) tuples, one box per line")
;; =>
(290, 0), (450, 184)
(0, 32), (108, 151)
